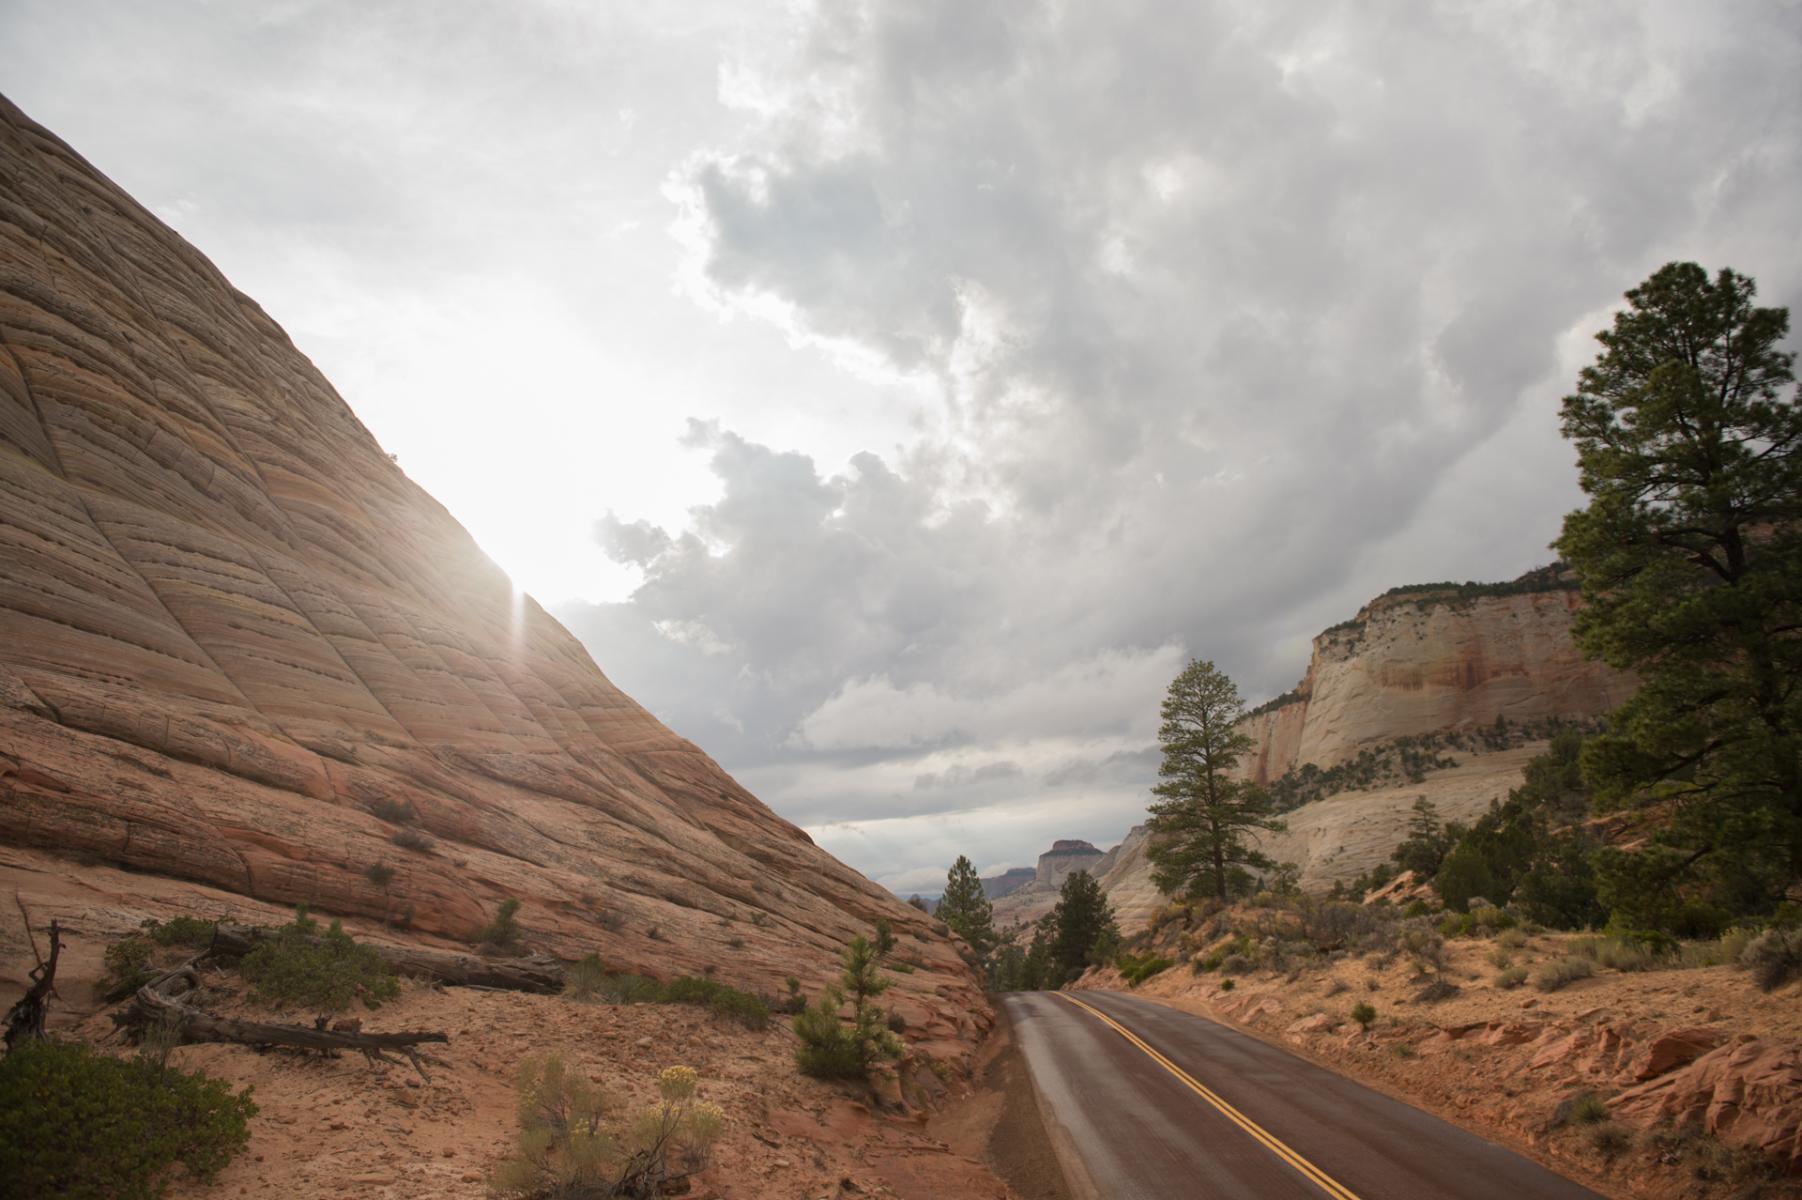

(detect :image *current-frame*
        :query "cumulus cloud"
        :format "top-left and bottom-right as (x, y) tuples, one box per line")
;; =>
(15, 0), (1793, 895)
(571, 0), (1801, 891)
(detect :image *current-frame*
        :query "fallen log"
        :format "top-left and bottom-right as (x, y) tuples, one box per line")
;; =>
(123, 964), (449, 1081)
(207, 922), (564, 993)
(3, 917), (61, 1050)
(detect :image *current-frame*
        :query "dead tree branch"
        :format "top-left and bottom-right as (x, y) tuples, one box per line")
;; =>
(4, 918), (62, 1050)
(117, 965), (449, 1082)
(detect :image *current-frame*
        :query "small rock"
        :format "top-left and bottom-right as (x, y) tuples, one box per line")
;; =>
(461, 1170), (482, 1183)
(349, 1174), (396, 1185)
(636, 1036), (654, 1049)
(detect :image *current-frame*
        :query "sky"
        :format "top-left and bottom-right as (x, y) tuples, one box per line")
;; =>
(6, 0), (1799, 896)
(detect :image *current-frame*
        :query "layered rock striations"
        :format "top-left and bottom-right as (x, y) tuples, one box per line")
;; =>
(0, 97), (983, 1031)
(1237, 570), (1636, 785)
(1008, 571), (1640, 929)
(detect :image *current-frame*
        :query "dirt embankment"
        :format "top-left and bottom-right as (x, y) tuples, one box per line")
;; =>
(1078, 928), (1802, 1199)
(1, 849), (1035, 1200)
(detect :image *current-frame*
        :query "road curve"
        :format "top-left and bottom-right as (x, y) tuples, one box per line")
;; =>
(1005, 990), (1603, 1200)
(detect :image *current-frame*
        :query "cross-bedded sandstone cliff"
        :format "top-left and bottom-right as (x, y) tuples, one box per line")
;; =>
(0, 96), (983, 1034)
(1238, 570), (1636, 785)
(1011, 572), (1639, 929)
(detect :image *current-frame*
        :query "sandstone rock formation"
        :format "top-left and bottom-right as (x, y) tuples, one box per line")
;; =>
(988, 839), (1109, 929)
(0, 95), (983, 1031)
(1007, 573), (1639, 931)
(1237, 570), (1636, 785)
(1034, 839), (1104, 887)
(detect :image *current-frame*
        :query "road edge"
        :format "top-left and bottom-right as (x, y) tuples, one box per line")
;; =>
(993, 996), (1102, 1200)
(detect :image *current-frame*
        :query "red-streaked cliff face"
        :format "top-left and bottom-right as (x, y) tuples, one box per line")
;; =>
(0, 96), (984, 1036)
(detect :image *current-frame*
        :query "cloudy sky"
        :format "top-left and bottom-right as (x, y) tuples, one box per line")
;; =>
(7, 1), (1799, 895)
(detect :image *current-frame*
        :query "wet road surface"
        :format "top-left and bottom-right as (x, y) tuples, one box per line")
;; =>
(1004, 990), (1604, 1200)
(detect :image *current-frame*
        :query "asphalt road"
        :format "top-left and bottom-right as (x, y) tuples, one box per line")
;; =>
(1004, 990), (1605, 1200)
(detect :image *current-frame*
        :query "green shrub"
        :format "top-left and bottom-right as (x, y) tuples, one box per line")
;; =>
(1495, 966), (1528, 989)
(1496, 928), (1528, 950)
(1438, 912), (1476, 938)
(565, 962), (768, 1029)
(144, 917), (217, 948)
(1486, 947), (1514, 970)
(1588, 1122), (1631, 1158)
(792, 989), (869, 1079)
(792, 987), (899, 1079)
(102, 938), (158, 1002)
(1471, 905), (1516, 934)
(365, 798), (414, 825)
(1194, 951), (1224, 973)
(596, 973), (665, 1004)
(563, 953), (609, 1001)
(1350, 1001), (1377, 1029)
(1740, 928), (1802, 992)
(364, 863), (396, 889)
(0, 1039), (255, 1199)
(391, 828), (433, 852)
(703, 987), (770, 1031)
(1567, 1092), (1609, 1125)
(1533, 956), (1595, 992)
(238, 908), (398, 1011)
(1219, 978), (1235, 992)
(1571, 934), (1663, 972)
(1116, 952), (1174, 986)
(477, 898), (525, 955)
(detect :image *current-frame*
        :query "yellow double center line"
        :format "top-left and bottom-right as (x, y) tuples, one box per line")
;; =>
(1056, 993), (1362, 1200)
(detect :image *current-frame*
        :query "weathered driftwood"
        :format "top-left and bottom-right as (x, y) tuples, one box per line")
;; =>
(3, 916), (61, 1049)
(207, 923), (564, 993)
(124, 964), (449, 1081)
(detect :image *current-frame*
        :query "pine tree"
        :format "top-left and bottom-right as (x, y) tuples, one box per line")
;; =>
(1144, 660), (1286, 900)
(1556, 262), (1802, 928)
(937, 855), (997, 963)
(1047, 871), (1118, 987)
(793, 934), (902, 1079)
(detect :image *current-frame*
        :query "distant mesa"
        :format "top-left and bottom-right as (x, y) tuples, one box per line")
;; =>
(980, 866), (1036, 901)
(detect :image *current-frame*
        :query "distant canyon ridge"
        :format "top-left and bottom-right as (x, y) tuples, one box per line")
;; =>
(989, 567), (1636, 931)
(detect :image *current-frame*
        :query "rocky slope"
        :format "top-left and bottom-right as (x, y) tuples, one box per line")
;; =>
(1238, 569), (1634, 785)
(0, 95), (983, 1029)
(1078, 922), (1802, 1193)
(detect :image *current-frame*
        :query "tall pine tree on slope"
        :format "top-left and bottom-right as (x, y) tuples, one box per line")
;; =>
(1556, 262), (1801, 930)
(1145, 659), (1286, 900)
(937, 855), (997, 964)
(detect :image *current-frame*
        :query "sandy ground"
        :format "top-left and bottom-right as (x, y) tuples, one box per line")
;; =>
(1, 847), (1042, 1200)
(1079, 928), (1802, 1199)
